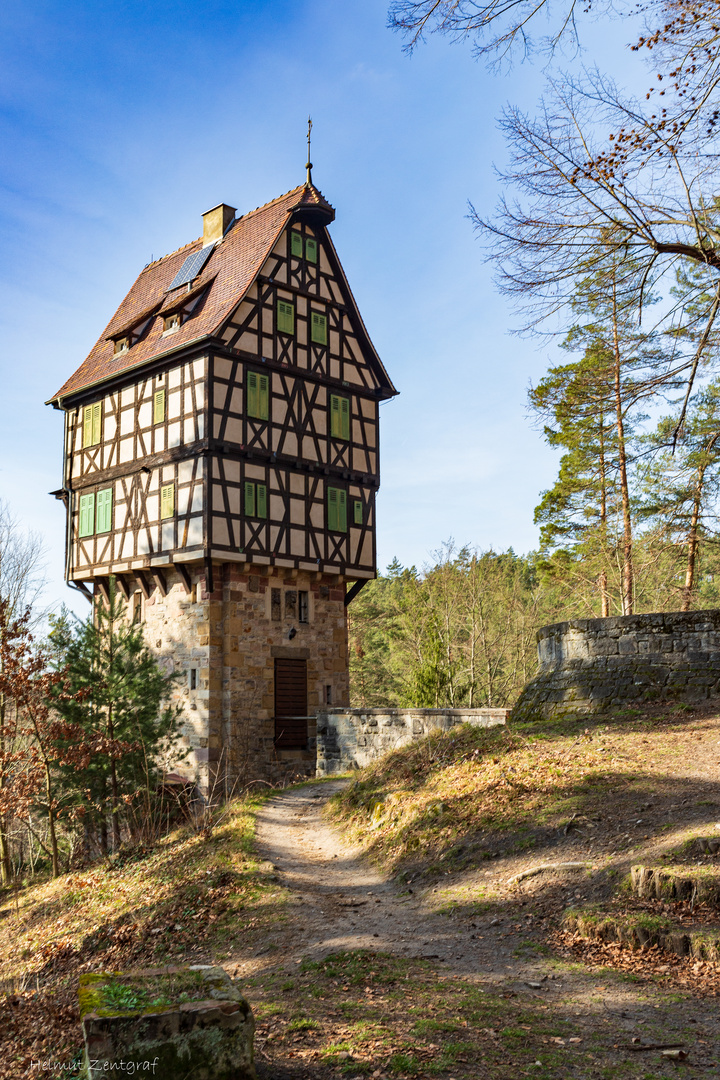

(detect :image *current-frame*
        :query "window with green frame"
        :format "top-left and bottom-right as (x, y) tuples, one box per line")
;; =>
(82, 402), (102, 448)
(244, 481), (267, 518)
(327, 487), (347, 532)
(153, 388), (165, 424)
(310, 311), (327, 345)
(290, 230), (303, 257)
(96, 488), (113, 533)
(160, 483), (175, 520)
(330, 394), (350, 440)
(246, 371), (269, 420)
(353, 499), (363, 525)
(79, 493), (95, 538)
(277, 300), (295, 335)
(305, 237), (318, 263)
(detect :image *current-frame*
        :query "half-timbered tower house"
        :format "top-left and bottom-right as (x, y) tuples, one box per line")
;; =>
(47, 180), (397, 789)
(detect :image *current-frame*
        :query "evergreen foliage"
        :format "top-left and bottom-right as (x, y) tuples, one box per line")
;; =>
(49, 581), (185, 854)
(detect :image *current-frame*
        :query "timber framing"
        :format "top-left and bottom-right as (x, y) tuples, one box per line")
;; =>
(51, 179), (395, 594)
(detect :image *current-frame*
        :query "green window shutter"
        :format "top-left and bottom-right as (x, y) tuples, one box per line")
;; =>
(328, 488), (347, 532)
(330, 395), (349, 440)
(327, 487), (338, 532)
(354, 499), (363, 525)
(247, 370), (258, 417)
(257, 483), (267, 519)
(244, 481), (256, 517)
(83, 405), (93, 448)
(291, 230), (303, 257)
(258, 373), (269, 421)
(305, 237), (318, 264)
(311, 312), (327, 345)
(96, 488), (113, 533)
(153, 388), (165, 424)
(160, 484), (174, 519)
(277, 300), (295, 335)
(92, 402), (102, 445)
(79, 493), (95, 538)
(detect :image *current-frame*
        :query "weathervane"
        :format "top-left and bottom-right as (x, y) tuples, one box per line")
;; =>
(306, 116), (313, 185)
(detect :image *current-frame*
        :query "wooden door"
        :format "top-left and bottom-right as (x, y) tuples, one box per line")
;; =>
(274, 658), (308, 747)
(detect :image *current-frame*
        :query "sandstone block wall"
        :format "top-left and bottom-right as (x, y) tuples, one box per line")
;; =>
(512, 610), (720, 721)
(315, 707), (509, 775)
(137, 562), (349, 791)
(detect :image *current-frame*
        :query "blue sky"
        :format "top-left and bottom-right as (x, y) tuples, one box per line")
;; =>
(0, 0), (643, 617)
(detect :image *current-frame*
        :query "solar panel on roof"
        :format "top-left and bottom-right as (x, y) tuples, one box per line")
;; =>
(167, 244), (215, 291)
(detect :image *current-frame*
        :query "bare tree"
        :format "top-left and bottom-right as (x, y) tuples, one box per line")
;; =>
(0, 501), (46, 622)
(0, 503), (46, 884)
(388, 0), (610, 60)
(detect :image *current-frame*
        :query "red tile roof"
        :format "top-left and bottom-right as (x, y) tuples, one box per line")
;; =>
(49, 184), (340, 402)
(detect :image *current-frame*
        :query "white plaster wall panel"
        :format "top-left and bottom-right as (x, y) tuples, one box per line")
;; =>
(290, 498), (304, 525)
(215, 357), (232, 381)
(270, 495), (284, 521)
(186, 517), (202, 546)
(120, 409), (134, 437)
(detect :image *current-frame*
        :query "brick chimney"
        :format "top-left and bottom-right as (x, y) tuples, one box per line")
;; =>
(202, 203), (236, 246)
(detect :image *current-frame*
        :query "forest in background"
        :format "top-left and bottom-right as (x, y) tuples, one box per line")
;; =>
(349, 537), (720, 711)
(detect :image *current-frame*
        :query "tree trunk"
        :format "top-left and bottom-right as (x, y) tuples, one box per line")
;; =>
(682, 435), (719, 611)
(0, 689), (11, 886)
(0, 821), (11, 886)
(44, 762), (59, 879)
(598, 412), (611, 617)
(682, 464), (706, 611)
(611, 280), (634, 615)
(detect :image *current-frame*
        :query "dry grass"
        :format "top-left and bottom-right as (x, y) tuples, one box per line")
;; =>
(0, 793), (286, 1076)
(328, 706), (720, 888)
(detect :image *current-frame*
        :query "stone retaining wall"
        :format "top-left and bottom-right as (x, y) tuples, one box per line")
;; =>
(512, 609), (720, 721)
(315, 708), (509, 775)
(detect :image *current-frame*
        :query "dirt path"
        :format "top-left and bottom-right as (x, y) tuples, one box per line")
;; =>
(225, 778), (720, 1077)
(245, 781), (719, 1019)
(250, 780), (525, 977)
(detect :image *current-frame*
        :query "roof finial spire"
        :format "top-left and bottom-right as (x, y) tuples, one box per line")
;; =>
(306, 116), (313, 186)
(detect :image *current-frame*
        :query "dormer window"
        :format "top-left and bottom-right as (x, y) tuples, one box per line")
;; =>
(113, 337), (130, 355)
(163, 313), (181, 334)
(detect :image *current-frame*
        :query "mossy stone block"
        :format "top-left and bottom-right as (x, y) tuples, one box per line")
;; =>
(79, 965), (256, 1079)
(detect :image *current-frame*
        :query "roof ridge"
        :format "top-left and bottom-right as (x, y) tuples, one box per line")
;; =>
(236, 184), (309, 222)
(139, 183), (328, 274)
(140, 236), (202, 275)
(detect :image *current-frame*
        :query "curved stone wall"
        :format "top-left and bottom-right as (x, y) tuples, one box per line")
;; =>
(512, 610), (720, 720)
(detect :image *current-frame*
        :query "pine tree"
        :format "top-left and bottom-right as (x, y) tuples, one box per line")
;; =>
(51, 581), (185, 853)
(637, 381), (720, 609)
(530, 254), (667, 615)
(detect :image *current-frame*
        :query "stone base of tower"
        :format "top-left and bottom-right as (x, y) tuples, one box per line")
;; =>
(124, 561), (352, 794)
